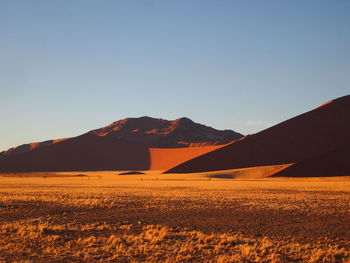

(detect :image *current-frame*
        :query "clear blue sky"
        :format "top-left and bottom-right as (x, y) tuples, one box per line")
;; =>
(0, 0), (349, 151)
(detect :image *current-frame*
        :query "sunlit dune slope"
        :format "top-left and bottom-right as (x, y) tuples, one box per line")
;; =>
(165, 95), (350, 173)
(272, 143), (350, 177)
(149, 145), (223, 170)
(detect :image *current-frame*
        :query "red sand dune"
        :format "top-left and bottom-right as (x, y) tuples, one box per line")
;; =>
(165, 95), (350, 174)
(0, 136), (224, 172)
(0, 117), (239, 172)
(271, 143), (350, 177)
(0, 138), (70, 158)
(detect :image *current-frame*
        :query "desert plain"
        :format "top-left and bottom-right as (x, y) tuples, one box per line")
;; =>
(0, 170), (349, 263)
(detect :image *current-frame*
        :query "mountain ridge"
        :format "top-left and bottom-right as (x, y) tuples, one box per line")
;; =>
(87, 116), (242, 148)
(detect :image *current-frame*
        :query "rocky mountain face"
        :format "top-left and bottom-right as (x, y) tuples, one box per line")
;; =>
(88, 116), (243, 148)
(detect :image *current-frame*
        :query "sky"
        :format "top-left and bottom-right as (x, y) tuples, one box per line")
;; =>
(0, 0), (349, 151)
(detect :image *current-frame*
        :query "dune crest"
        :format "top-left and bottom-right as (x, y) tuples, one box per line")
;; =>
(0, 138), (70, 159)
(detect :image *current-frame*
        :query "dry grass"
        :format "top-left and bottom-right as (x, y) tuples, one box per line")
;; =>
(0, 172), (349, 262)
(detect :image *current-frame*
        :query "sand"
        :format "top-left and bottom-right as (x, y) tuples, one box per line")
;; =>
(149, 145), (222, 170)
(272, 143), (350, 177)
(166, 95), (350, 173)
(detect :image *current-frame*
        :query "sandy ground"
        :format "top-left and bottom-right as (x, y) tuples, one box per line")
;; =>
(0, 171), (349, 262)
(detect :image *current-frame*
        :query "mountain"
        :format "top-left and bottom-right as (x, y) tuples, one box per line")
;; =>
(88, 116), (242, 148)
(0, 117), (242, 172)
(165, 95), (350, 174)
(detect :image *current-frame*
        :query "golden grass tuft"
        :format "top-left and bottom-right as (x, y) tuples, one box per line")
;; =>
(1, 222), (349, 262)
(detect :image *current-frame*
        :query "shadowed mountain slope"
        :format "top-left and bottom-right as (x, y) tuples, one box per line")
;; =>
(165, 95), (350, 174)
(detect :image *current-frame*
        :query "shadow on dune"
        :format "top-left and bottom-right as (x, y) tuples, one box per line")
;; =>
(272, 143), (350, 177)
(118, 171), (146, 175)
(0, 134), (151, 172)
(206, 174), (235, 179)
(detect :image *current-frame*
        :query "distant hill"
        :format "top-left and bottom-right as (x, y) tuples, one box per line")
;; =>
(165, 95), (350, 175)
(0, 117), (242, 172)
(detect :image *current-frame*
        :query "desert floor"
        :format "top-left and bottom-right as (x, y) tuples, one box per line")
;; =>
(0, 171), (349, 262)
